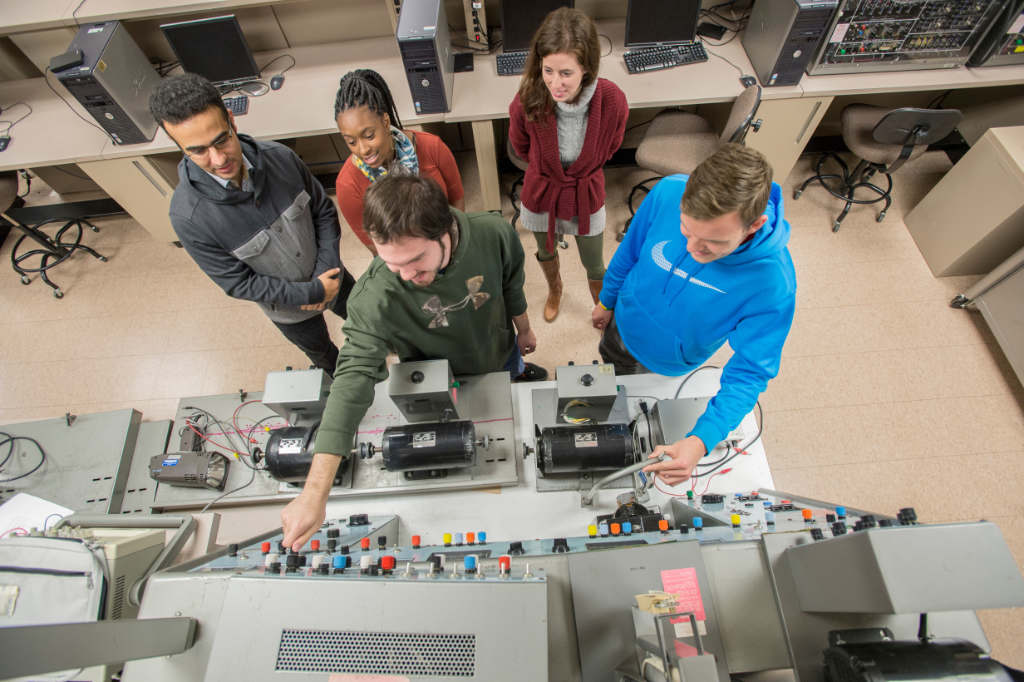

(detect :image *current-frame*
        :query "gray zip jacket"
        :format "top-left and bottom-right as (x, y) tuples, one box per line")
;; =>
(169, 134), (343, 324)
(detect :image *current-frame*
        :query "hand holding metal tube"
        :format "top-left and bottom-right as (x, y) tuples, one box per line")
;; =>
(581, 452), (672, 506)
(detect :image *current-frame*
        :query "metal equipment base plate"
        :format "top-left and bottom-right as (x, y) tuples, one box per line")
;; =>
(530, 386), (633, 492)
(313, 371), (519, 499)
(0, 409), (141, 514)
(153, 393), (352, 511)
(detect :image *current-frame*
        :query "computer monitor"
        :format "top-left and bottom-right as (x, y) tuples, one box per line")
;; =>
(625, 0), (701, 47)
(500, 0), (574, 53)
(160, 15), (260, 90)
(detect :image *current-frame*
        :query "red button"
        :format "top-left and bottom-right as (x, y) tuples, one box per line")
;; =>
(381, 555), (396, 570)
(261, 541), (271, 554)
(802, 509), (814, 521)
(411, 534), (421, 548)
(360, 537), (371, 550)
(311, 540), (320, 551)
(498, 556), (511, 573)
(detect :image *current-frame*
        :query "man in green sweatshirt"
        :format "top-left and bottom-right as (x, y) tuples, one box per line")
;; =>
(282, 175), (545, 550)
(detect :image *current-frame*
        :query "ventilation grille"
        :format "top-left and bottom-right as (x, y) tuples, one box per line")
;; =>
(110, 574), (126, 620)
(276, 629), (476, 676)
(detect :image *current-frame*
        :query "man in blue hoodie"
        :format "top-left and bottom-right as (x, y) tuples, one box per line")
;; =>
(592, 144), (796, 485)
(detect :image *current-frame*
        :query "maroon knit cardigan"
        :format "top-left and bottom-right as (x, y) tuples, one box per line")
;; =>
(509, 77), (628, 251)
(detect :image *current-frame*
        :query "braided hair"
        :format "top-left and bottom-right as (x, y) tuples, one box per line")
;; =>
(334, 69), (403, 130)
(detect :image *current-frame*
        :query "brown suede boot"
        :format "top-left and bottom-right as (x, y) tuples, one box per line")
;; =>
(588, 279), (603, 305)
(538, 256), (562, 322)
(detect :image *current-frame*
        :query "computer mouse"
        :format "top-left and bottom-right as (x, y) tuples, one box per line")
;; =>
(270, 75), (285, 91)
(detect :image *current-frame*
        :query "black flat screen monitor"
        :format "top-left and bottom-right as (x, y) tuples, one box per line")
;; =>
(625, 0), (701, 47)
(501, 0), (575, 53)
(160, 15), (260, 88)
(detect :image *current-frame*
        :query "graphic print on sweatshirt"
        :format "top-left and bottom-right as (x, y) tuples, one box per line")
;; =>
(652, 241), (727, 295)
(422, 275), (491, 328)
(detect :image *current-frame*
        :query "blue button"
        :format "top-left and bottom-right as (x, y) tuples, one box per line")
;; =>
(463, 555), (477, 571)
(835, 506), (847, 518)
(763, 500), (772, 507)
(765, 512), (775, 525)
(333, 555), (347, 569)
(477, 531), (487, 544)
(455, 532), (464, 545)
(735, 493), (743, 498)
(693, 517), (704, 530)
(598, 522), (609, 537)
(622, 521), (633, 534)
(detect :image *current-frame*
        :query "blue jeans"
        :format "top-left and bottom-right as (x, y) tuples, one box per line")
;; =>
(503, 337), (526, 377)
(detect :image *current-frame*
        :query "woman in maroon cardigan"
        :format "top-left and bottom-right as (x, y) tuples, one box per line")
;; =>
(509, 7), (628, 322)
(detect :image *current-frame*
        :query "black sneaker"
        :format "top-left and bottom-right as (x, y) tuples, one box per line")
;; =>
(514, 362), (548, 382)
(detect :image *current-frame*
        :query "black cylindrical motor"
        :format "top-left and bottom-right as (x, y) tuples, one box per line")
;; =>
(537, 423), (635, 475)
(265, 424), (321, 483)
(380, 420), (476, 472)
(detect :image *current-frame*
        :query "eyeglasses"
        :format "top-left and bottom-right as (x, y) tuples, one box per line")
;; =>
(183, 128), (234, 158)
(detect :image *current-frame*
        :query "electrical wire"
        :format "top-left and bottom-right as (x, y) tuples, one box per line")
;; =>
(674, 365), (720, 398)
(0, 102), (33, 136)
(0, 434), (47, 483)
(598, 33), (613, 58)
(71, 0), (88, 25)
(258, 54), (296, 77)
(198, 465), (256, 514)
(704, 45), (745, 77)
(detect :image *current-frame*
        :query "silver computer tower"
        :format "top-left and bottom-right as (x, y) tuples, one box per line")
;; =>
(742, 0), (837, 87)
(56, 21), (160, 144)
(396, 0), (454, 114)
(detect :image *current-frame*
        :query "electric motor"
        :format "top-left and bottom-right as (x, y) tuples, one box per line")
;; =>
(537, 423), (635, 475)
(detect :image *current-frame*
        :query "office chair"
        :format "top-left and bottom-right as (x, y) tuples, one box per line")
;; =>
(0, 170), (107, 299)
(621, 83), (763, 240)
(793, 105), (962, 233)
(506, 136), (567, 249)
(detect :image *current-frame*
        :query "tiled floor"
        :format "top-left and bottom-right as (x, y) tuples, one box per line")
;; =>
(1, 149), (1021, 667)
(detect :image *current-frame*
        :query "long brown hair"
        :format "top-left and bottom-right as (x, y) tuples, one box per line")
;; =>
(517, 7), (600, 122)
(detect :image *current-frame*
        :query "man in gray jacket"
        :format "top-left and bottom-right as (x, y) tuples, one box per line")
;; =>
(149, 73), (355, 372)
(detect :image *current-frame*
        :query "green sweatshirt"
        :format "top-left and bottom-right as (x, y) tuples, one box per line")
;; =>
(314, 209), (528, 456)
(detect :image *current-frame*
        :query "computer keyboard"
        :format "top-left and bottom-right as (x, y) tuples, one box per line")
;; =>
(223, 95), (249, 116)
(496, 51), (528, 76)
(623, 42), (708, 74)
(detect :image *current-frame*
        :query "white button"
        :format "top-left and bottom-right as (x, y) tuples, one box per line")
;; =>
(793, 49), (802, 58)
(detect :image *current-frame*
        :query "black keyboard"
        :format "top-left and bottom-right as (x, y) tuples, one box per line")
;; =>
(223, 95), (249, 116)
(623, 42), (708, 74)
(496, 51), (528, 76)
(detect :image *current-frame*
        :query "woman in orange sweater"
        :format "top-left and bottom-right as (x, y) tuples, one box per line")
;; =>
(333, 69), (465, 255)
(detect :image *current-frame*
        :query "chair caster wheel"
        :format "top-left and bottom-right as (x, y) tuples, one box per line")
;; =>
(793, 189), (803, 200)
(54, 289), (64, 299)
(21, 275), (30, 285)
(832, 221), (841, 233)
(876, 211), (887, 222)
(99, 256), (108, 262)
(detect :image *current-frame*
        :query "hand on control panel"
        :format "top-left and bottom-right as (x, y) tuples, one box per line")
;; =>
(281, 491), (326, 553)
(643, 435), (706, 486)
(281, 453), (340, 551)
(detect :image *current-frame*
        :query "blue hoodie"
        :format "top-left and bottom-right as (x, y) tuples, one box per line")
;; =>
(600, 174), (796, 452)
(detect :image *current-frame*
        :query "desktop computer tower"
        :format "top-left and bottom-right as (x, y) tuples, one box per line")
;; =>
(56, 21), (159, 145)
(396, 0), (454, 114)
(741, 0), (837, 87)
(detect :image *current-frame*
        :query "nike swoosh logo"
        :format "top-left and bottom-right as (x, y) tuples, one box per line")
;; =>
(652, 241), (726, 294)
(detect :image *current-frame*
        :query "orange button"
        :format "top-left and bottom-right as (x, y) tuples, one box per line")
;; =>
(802, 509), (814, 521)
(610, 523), (621, 535)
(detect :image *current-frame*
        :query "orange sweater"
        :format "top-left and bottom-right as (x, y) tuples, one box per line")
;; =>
(335, 130), (464, 248)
